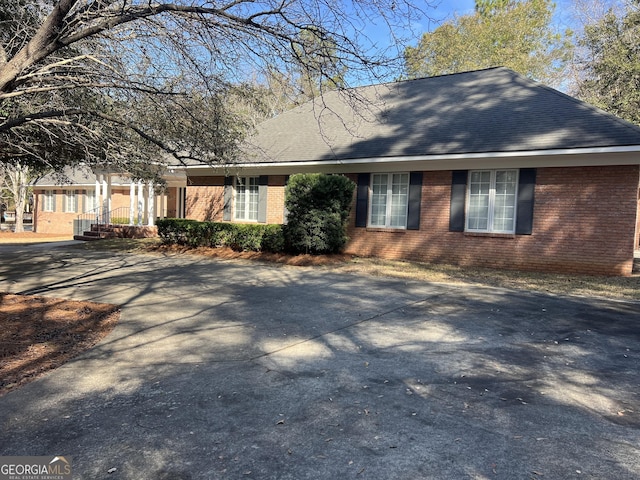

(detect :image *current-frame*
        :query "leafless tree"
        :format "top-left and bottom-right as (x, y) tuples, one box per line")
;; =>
(1, 0), (431, 172)
(0, 162), (32, 232)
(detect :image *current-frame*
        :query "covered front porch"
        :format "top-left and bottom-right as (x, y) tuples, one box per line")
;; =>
(72, 170), (187, 239)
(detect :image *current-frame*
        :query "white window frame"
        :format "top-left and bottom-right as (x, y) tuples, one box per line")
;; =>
(64, 190), (78, 213)
(368, 172), (410, 229)
(84, 189), (98, 212)
(465, 169), (519, 234)
(234, 176), (259, 221)
(43, 190), (54, 212)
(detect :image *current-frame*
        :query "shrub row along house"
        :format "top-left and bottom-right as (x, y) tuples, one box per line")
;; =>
(33, 68), (640, 275)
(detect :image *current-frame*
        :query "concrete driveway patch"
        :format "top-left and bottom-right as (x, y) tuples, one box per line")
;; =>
(0, 243), (639, 479)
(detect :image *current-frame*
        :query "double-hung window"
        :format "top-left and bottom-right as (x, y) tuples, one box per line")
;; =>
(235, 177), (259, 221)
(64, 190), (78, 213)
(43, 190), (55, 212)
(369, 173), (409, 228)
(466, 169), (518, 233)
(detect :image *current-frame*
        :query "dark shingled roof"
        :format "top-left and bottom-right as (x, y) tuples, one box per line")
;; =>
(242, 67), (640, 163)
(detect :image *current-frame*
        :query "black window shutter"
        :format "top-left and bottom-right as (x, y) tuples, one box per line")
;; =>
(407, 172), (422, 230)
(355, 173), (370, 228)
(449, 170), (467, 232)
(223, 177), (233, 221)
(258, 175), (268, 223)
(515, 168), (536, 235)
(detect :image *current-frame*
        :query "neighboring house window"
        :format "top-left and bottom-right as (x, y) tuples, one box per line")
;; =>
(64, 190), (78, 213)
(369, 173), (409, 228)
(466, 170), (518, 233)
(235, 177), (259, 221)
(43, 190), (55, 212)
(85, 189), (98, 212)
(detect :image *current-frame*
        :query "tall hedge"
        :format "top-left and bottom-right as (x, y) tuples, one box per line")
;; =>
(283, 173), (356, 254)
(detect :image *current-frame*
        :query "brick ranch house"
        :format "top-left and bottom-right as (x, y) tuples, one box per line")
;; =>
(33, 68), (640, 275)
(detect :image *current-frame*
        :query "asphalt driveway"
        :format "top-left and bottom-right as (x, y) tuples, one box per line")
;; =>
(0, 242), (639, 479)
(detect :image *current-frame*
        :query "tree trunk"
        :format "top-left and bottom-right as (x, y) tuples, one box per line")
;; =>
(3, 163), (31, 233)
(13, 191), (26, 233)
(0, 0), (77, 93)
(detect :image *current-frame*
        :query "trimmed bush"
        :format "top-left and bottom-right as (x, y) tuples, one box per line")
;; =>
(156, 218), (284, 252)
(283, 173), (356, 254)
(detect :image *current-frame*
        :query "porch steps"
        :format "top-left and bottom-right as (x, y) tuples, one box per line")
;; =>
(73, 224), (119, 241)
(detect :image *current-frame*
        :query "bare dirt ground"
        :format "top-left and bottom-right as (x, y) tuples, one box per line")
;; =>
(1, 231), (638, 397)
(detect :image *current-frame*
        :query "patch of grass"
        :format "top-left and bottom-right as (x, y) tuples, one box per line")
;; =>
(335, 257), (640, 301)
(71, 237), (161, 253)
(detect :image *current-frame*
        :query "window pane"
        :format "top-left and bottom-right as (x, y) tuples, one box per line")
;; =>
(467, 171), (490, 231)
(65, 191), (77, 213)
(236, 177), (258, 221)
(248, 177), (259, 221)
(44, 191), (53, 212)
(493, 170), (517, 232)
(85, 191), (97, 212)
(235, 178), (246, 219)
(370, 174), (388, 227)
(368, 173), (409, 228)
(390, 174), (408, 227)
(466, 170), (518, 233)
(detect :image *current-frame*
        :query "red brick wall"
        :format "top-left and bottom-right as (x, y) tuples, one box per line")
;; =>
(345, 166), (640, 276)
(185, 185), (225, 222)
(185, 175), (288, 224)
(33, 187), (132, 235)
(266, 176), (287, 224)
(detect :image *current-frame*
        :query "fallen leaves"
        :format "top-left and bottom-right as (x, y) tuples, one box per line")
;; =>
(0, 293), (119, 395)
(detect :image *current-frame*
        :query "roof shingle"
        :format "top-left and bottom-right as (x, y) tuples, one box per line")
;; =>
(242, 67), (640, 163)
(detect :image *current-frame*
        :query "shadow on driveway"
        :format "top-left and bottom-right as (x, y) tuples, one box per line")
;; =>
(0, 243), (639, 479)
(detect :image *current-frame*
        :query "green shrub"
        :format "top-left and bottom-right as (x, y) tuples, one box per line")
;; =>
(261, 224), (285, 252)
(110, 217), (130, 225)
(157, 218), (197, 245)
(156, 218), (284, 252)
(283, 173), (356, 254)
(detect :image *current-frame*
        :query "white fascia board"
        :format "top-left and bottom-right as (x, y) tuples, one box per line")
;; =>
(181, 146), (640, 176)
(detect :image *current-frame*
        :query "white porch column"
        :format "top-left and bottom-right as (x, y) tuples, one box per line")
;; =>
(105, 174), (112, 224)
(95, 175), (102, 217)
(101, 175), (108, 223)
(129, 181), (135, 225)
(147, 182), (155, 226)
(137, 181), (144, 226)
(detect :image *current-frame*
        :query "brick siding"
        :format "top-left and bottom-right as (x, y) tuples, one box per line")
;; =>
(33, 187), (132, 235)
(185, 175), (288, 224)
(183, 166), (639, 275)
(345, 166), (640, 276)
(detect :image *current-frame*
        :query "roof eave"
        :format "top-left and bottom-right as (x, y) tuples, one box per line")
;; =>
(179, 145), (640, 176)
